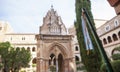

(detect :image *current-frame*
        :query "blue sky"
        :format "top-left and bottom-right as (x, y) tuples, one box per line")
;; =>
(0, 0), (116, 33)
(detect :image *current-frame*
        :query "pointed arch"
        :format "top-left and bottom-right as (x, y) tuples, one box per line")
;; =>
(47, 42), (68, 58)
(58, 53), (64, 72)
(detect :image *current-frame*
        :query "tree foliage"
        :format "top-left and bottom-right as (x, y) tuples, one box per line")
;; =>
(75, 0), (102, 72)
(101, 60), (120, 72)
(112, 54), (120, 60)
(0, 42), (31, 72)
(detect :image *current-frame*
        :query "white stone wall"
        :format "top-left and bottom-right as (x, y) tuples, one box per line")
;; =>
(4, 33), (37, 72)
(0, 21), (13, 42)
(97, 15), (120, 58)
(68, 25), (81, 62)
(4, 34), (36, 44)
(97, 15), (120, 36)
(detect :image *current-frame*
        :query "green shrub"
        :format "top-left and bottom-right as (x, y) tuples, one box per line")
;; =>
(100, 60), (120, 72)
(0, 63), (3, 69)
(112, 54), (120, 60)
(77, 65), (86, 71)
(100, 63), (107, 72)
(50, 65), (56, 72)
(20, 70), (26, 72)
(112, 60), (120, 72)
(76, 61), (80, 65)
(32, 64), (36, 67)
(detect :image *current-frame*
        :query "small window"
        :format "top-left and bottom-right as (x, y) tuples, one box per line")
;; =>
(22, 37), (25, 40)
(103, 38), (107, 45)
(27, 47), (30, 51)
(75, 46), (79, 51)
(114, 19), (119, 27)
(112, 34), (118, 41)
(32, 47), (36, 52)
(75, 56), (79, 61)
(11, 37), (12, 41)
(107, 36), (112, 43)
(105, 25), (110, 31)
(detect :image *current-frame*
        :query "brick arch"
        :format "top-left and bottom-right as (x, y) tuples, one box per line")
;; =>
(47, 42), (68, 59)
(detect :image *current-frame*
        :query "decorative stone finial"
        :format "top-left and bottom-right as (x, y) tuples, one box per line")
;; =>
(51, 5), (53, 9)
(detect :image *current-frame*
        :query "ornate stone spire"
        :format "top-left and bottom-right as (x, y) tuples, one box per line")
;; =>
(40, 6), (67, 35)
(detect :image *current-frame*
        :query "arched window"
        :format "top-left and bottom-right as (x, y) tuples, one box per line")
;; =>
(58, 54), (63, 72)
(114, 19), (119, 27)
(105, 25), (110, 31)
(118, 31), (120, 38)
(22, 37), (25, 40)
(107, 36), (112, 43)
(75, 46), (79, 51)
(112, 34), (118, 41)
(16, 47), (20, 49)
(49, 54), (56, 65)
(27, 47), (30, 51)
(32, 47), (36, 52)
(21, 47), (25, 51)
(75, 56), (79, 62)
(11, 37), (12, 41)
(103, 38), (107, 45)
(16, 47), (20, 50)
(32, 58), (37, 64)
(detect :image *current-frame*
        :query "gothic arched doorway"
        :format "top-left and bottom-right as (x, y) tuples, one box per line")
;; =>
(58, 54), (64, 72)
(49, 53), (64, 72)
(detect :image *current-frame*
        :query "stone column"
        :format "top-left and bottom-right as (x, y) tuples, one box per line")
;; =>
(45, 60), (49, 72)
(36, 58), (40, 72)
(69, 58), (76, 72)
(56, 59), (58, 72)
(44, 60), (47, 72)
(42, 59), (49, 72)
(40, 59), (43, 72)
(64, 59), (69, 72)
